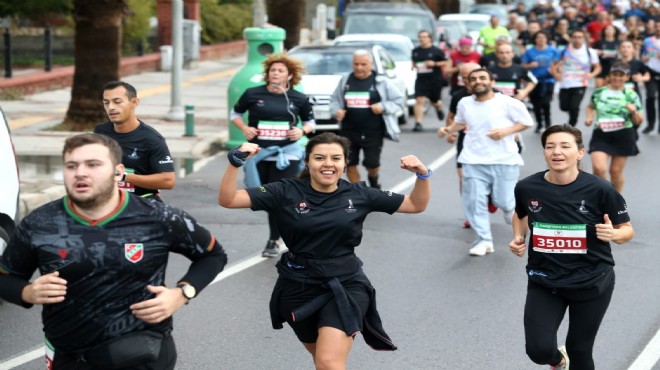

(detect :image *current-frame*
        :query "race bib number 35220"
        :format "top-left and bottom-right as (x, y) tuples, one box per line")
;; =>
(532, 222), (587, 254)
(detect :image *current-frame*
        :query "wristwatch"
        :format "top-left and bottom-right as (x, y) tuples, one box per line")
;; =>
(177, 283), (196, 303)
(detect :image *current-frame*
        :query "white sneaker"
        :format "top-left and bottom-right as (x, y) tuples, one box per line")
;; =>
(503, 209), (514, 225)
(550, 345), (570, 370)
(469, 240), (494, 256)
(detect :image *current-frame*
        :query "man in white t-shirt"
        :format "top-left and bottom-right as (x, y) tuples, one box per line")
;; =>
(438, 68), (533, 256)
(551, 29), (601, 127)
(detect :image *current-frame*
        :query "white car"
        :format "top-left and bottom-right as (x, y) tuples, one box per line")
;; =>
(438, 13), (492, 53)
(332, 33), (416, 114)
(289, 44), (407, 131)
(0, 107), (20, 255)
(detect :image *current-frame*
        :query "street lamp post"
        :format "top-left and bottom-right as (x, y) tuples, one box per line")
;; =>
(166, 0), (185, 120)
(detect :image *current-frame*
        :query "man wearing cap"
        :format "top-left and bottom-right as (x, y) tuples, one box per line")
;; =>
(448, 37), (482, 94)
(478, 16), (510, 55)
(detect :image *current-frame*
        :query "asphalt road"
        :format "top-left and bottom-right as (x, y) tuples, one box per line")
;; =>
(1, 94), (660, 370)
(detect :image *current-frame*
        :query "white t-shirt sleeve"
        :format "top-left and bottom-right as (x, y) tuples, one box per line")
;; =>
(454, 97), (468, 125)
(507, 97), (534, 127)
(588, 48), (600, 64)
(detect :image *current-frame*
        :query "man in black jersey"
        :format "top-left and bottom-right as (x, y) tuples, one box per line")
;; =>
(411, 29), (448, 132)
(489, 43), (538, 101)
(95, 81), (175, 200)
(330, 49), (403, 189)
(0, 133), (227, 369)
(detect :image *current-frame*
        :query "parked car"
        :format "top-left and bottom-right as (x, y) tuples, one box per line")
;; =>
(341, 2), (438, 46)
(289, 44), (406, 131)
(0, 107), (20, 255)
(438, 13), (491, 53)
(468, 4), (510, 26)
(332, 33), (416, 116)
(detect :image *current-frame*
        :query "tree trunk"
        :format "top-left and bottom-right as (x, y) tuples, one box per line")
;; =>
(62, 0), (126, 131)
(266, 0), (305, 50)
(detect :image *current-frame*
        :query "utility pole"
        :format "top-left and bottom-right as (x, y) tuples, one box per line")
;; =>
(253, 0), (266, 27)
(166, 0), (185, 120)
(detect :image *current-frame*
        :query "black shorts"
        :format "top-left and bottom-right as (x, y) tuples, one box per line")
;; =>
(341, 130), (383, 168)
(588, 127), (639, 157)
(415, 76), (443, 103)
(277, 278), (371, 343)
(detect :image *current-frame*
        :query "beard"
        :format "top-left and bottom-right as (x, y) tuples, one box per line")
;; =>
(472, 84), (491, 97)
(66, 174), (116, 211)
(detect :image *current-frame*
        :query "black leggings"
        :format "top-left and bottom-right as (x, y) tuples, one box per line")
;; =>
(257, 160), (301, 240)
(644, 71), (660, 130)
(530, 82), (555, 129)
(524, 276), (614, 370)
(558, 87), (586, 127)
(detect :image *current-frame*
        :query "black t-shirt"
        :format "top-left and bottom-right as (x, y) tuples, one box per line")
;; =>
(0, 192), (225, 354)
(479, 53), (522, 69)
(412, 45), (446, 79)
(488, 64), (536, 97)
(247, 177), (404, 259)
(518, 30), (534, 50)
(342, 73), (383, 133)
(449, 87), (470, 138)
(233, 85), (314, 148)
(94, 121), (175, 196)
(514, 171), (630, 289)
(594, 39), (620, 72)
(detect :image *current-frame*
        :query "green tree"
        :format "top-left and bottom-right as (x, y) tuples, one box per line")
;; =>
(122, 0), (154, 54)
(0, 0), (71, 18)
(62, 0), (126, 131)
(266, 0), (305, 49)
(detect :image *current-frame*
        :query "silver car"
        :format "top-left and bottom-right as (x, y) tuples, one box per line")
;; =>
(0, 107), (20, 255)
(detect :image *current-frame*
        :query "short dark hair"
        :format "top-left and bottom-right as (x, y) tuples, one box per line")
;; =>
(569, 28), (585, 37)
(299, 132), (351, 179)
(532, 30), (550, 44)
(62, 133), (123, 167)
(418, 30), (433, 40)
(102, 81), (138, 100)
(467, 68), (493, 82)
(541, 124), (584, 150)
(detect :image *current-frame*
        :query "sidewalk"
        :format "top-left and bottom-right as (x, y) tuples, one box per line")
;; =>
(4, 55), (245, 218)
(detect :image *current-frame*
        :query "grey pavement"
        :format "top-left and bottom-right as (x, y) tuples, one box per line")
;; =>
(4, 55), (245, 218)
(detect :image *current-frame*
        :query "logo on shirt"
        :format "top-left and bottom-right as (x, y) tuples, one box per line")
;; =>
(295, 200), (310, 214)
(257, 99), (265, 107)
(125, 243), (144, 263)
(58, 249), (68, 259)
(345, 199), (357, 213)
(528, 199), (542, 213)
(577, 200), (589, 214)
(159, 156), (174, 164)
(129, 148), (140, 159)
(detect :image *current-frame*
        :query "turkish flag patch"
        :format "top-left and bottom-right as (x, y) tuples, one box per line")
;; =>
(124, 243), (144, 263)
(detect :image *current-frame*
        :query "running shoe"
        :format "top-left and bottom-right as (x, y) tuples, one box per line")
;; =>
(488, 195), (498, 213)
(463, 220), (471, 229)
(413, 123), (423, 132)
(550, 345), (570, 370)
(262, 240), (280, 258)
(469, 240), (494, 256)
(436, 108), (445, 121)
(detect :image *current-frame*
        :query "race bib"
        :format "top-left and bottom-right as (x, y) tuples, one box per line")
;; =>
(257, 120), (289, 140)
(118, 168), (135, 192)
(624, 82), (634, 90)
(602, 49), (617, 58)
(416, 61), (432, 73)
(532, 222), (587, 254)
(494, 82), (516, 96)
(598, 117), (625, 132)
(344, 92), (370, 108)
(45, 338), (54, 370)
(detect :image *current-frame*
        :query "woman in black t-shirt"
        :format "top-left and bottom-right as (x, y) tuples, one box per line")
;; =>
(508, 124), (634, 370)
(594, 25), (621, 88)
(218, 132), (431, 369)
(230, 53), (316, 258)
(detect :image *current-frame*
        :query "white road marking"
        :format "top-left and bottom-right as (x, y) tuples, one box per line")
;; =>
(628, 326), (660, 370)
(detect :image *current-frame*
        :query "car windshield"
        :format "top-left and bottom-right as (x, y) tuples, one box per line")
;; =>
(463, 20), (489, 32)
(290, 50), (355, 75)
(334, 41), (409, 61)
(343, 14), (434, 42)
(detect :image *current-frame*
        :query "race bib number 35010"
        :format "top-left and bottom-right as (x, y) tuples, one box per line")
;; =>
(532, 222), (587, 254)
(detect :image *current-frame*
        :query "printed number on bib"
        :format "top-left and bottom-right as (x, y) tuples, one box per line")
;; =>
(257, 120), (289, 140)
(118, 168), (136, 192)
(344, 92), (370, 108)
(598, 117), (625, 132)
(532, 222), (587, 254)
(416, 61), (432, 73)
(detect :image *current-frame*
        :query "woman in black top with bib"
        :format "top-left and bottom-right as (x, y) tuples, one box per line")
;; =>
(509, 124), (634, 370)
(219, 132), (431, 369)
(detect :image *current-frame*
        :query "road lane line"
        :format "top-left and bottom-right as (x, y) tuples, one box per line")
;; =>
(0, 347), (43, 370)
(628, 326), (660, 370)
